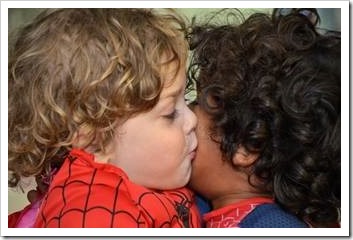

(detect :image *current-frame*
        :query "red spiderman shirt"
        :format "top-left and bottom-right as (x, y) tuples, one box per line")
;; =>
(34, 149), (201, 227)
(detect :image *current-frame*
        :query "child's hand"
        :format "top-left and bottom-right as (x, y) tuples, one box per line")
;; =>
(27, 175), (49, 203)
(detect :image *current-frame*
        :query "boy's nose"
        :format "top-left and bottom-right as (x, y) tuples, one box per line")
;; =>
(185, 105), (198, 134)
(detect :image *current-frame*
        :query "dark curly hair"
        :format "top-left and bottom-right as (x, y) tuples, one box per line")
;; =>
(188, 8), (340, 227)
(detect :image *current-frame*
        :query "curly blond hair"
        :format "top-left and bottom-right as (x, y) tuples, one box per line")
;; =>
(9, 8), (188, 187)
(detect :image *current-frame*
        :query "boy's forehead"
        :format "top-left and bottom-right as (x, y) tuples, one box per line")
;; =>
(162, 83), (183, 99)
(160, 61), (186, 97)
(160, 71), (186, 99)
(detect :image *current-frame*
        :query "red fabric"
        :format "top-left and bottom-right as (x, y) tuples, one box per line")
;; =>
(8, 197), (43, 228)
(203, 197), (274, 228)
(8, 210), (23, 228)
(34, 149), (201, 228)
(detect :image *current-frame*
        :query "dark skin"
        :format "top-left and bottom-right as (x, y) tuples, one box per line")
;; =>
(189, 104), (271, 210)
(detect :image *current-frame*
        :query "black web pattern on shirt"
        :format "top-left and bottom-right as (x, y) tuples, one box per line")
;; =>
(38, 154), (194, 227)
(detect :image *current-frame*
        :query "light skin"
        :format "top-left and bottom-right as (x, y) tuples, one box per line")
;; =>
(189, 105), (268, 210)
(85, 61), (198, 190)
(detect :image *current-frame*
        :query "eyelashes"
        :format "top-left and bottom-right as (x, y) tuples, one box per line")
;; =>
(164, 109), (179, 121)
(162, 96), (187, 122)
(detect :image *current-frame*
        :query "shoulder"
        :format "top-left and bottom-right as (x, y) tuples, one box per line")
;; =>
(239, 203), (308, 228)
(37, 154), (200, 227)
(128, 188), (202, 227)
(36, 152), (149, 227)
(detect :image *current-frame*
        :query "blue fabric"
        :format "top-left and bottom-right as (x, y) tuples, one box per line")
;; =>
(239, 203), (308, 228)
(195, 195), (211, 216)
(195, 195), (211, 227)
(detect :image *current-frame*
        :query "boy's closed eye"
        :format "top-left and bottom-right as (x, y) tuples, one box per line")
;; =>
(164, 109), (179, 120)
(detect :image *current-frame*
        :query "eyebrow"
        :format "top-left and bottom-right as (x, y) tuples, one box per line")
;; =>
(156, 87), (181, 112)
(167, 87), (183, 98)
(161, 84), (185, 99)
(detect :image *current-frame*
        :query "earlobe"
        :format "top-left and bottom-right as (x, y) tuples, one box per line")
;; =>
(232, 146), (258, 167)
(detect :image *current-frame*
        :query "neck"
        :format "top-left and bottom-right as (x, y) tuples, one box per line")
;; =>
(211, 191), (272, 210)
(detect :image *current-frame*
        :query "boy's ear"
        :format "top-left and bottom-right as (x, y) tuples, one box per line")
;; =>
(232, 146), (258, 167)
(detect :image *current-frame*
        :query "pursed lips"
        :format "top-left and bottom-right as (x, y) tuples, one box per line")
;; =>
(187, 138), (198, 160)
